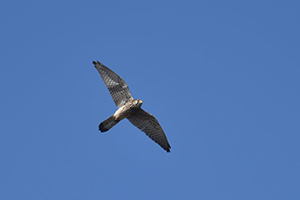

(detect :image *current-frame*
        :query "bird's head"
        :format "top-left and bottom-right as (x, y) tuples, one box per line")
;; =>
(132, 99), (143, 108)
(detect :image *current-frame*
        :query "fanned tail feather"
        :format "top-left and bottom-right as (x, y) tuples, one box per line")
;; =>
(99, 116), (119, 132)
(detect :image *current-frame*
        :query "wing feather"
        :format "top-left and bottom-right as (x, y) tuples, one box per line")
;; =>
(93, 61), (133, 107)
(127, 109), (171, 152)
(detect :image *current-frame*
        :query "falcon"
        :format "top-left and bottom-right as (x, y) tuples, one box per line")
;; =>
(93, 61), (171, 152)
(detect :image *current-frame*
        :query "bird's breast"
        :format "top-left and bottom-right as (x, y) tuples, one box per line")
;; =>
(113, 103), (133, 121)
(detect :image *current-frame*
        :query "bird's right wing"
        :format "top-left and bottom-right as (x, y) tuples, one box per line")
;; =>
(93, 61), (133, 107)
(127, 109), (171, 152)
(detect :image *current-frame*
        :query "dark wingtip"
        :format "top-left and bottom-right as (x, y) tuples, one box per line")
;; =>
(165, 143), (171, 153)
(93, 61), (104, 68)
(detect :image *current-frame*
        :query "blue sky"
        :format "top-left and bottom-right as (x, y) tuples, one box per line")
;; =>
(1, 0), (299, 199)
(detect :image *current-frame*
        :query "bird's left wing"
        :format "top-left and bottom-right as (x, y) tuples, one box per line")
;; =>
(127, 109), (171, 152)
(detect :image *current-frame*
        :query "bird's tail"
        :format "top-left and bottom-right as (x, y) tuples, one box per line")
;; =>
(99, 116), (120, 132)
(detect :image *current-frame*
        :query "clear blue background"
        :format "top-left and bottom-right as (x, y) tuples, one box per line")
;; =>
(1, 1), (299, 199)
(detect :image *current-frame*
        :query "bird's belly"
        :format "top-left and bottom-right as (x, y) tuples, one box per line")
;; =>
(113, 105), (132, 121)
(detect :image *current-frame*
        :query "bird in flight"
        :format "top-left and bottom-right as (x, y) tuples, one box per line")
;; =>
(93, 61), (171, 152)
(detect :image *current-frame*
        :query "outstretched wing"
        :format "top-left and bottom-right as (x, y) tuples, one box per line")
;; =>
(93, 61), (133, 107)
(127, 109), (171, 152)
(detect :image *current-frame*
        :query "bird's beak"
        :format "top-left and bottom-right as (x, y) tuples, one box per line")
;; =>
(139, 100), (143, 104)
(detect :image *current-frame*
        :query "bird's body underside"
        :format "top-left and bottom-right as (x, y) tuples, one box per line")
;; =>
(93, 61), (171, 152)
(99, 99), (142, 132)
